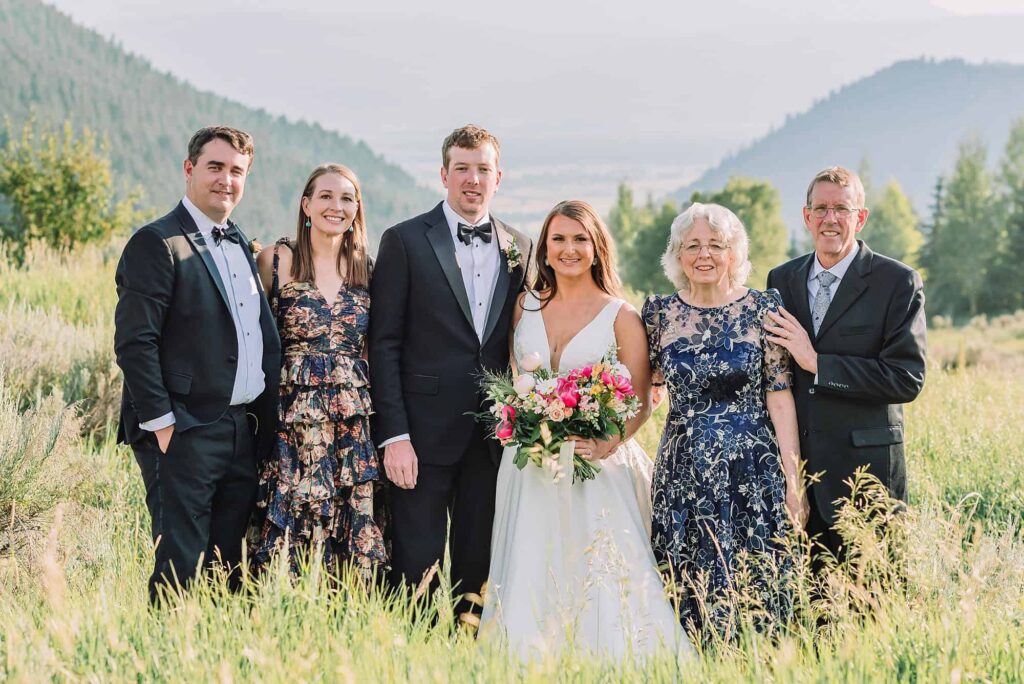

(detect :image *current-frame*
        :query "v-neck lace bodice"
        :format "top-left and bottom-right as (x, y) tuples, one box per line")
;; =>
(513, 291), (624, 374)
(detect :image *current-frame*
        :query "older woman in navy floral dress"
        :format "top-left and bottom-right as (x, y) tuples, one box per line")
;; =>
(253, 164), (387, 579)
(642, 202), (805, 639)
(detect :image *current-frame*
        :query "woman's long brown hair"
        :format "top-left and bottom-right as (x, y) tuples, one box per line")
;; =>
(291, 164), (370, 288)
(531, 200), (623, 307)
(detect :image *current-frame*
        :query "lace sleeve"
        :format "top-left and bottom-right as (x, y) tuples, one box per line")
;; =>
(641, 295), (665, 387)
(763, 289), (792, 392)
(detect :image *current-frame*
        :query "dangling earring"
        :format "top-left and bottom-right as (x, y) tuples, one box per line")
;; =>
(304, 217), (311, 229)
(592, 258), (598, 266)
(543, 257), (549, 266)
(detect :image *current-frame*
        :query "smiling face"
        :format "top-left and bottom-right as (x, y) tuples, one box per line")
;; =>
(440, 143), (501, 223)
(803, 180), (868, 268)
(677, 218), (734, 290)
(301, 172), (358, 237)
(183, 137), (250, 224)
(545, 214), (595, 279)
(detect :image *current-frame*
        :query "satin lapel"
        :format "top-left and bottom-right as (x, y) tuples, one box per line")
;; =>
(175, 203), (231, 314)
(481, 221), (514, 345)
(232, 222), (275, 331)
(815, 244), (870, 340)
(425, 215), (474, 330)
(787, 254), (815, 337)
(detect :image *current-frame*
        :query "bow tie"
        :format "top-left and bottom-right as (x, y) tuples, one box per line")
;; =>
(457, 222), (492, 246)
(210, 224), (241, 246)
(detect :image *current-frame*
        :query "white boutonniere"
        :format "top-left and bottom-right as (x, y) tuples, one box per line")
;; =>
(503, 240), (523, 273)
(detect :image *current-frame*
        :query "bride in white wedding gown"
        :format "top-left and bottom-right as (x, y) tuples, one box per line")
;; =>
(479, 202), (692, 661)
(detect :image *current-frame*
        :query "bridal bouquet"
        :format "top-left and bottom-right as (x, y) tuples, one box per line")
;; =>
(476, 348), (640, 483)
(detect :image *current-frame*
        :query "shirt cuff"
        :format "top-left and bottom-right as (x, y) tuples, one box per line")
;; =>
(139, 412), (176, 431)
(813, 373), (818, 385)
(378, 434), (410, 448)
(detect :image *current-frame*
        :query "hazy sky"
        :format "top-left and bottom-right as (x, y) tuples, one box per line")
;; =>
(42, 0), (1024, 221)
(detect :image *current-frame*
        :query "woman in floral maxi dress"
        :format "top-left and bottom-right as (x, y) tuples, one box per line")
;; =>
(253, 164), (387, 579)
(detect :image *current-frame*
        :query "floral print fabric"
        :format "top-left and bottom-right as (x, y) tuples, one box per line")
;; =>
(642, 288), (792, 637)
(254, 239), (387, 578)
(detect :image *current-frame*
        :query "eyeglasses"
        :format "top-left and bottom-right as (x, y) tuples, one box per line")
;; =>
(808, 204), (860, 219)
(681, 242), (730, 256)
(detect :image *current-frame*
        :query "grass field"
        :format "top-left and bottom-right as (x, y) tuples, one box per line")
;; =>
(1, 242), (1023, 682)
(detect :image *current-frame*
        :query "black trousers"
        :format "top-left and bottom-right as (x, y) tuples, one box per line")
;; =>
(133, 406), (258, 603)
(805, 485), (845, 571)
(387, 428), (497, 620)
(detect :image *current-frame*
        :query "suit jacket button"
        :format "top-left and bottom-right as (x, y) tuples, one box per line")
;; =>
(228, 355), (238, 363)
(808, 388), (815, 395)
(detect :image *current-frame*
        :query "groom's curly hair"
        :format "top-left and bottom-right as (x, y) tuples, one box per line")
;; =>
(441, 124), (501, 169)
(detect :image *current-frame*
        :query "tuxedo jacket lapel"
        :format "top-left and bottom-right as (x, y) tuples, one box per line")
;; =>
(480, 220), (521, 346)
(787, 254), (815, 337)
(174, 202), (232, 314)
(425, 210), (474, 331)
(815, 244), (870, 340)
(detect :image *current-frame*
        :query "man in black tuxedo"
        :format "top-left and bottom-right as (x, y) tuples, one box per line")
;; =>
(765, 165), (926, 562)
(369, 124), (531, 628)
(114, 126), (280, 602)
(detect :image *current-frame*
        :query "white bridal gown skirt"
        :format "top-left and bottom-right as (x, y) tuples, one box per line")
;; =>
(480, 439), (692, 660)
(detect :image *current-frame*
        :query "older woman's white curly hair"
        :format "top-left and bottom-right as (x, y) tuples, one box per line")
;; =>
(661, 202), (752, 290)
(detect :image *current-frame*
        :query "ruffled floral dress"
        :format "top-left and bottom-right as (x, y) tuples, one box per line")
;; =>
(642, 288), (793, 638)
(253, 239), (387, 578)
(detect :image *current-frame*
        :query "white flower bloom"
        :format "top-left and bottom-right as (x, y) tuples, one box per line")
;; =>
(536, 378), (558, 395)
(513, 373), (537, 396)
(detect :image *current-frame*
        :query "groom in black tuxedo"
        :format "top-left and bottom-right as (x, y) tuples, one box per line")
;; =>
(369, 125), (532, 627)
(114, 126), (280, 602)
(766, 165), (926, 563)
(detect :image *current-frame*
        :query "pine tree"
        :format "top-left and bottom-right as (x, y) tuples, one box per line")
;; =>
(864, 180), (924, 267)
(920, 137), (997, 318)
(989, 117), (1024, 313)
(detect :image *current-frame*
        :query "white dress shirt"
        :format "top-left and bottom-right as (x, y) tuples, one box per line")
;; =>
(139, 196), (265, 431)
(807, 241), (860, 311)
(442, 200), (501, 340)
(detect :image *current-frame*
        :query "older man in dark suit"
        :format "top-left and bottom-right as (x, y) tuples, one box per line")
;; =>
(765, 165), (926, 562)
(114, 126), (280, 602)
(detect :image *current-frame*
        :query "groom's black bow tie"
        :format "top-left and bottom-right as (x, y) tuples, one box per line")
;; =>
(457, 222), (493, 246)
(211, 224), (241, 247)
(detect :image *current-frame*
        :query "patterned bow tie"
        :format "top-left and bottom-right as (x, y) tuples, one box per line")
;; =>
(211, 224), (241, 246)
(457, 222), (493, 246)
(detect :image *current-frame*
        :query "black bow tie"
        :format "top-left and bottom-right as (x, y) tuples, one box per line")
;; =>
(457, 222), (492, 246)
(211, 224), (241, 246)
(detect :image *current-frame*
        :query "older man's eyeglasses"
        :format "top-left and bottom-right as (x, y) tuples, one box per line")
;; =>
(682, 242), (730, 256)
(808, 204), (859, 219)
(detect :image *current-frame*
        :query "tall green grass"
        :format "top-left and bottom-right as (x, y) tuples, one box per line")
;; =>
(1, 241), (1022, 681)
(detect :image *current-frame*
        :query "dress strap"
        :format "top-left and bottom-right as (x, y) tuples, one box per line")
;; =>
(270, 237), (290, 318)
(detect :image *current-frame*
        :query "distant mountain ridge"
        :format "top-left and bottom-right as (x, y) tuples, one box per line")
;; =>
(0, 0), (436, 242)
(673, 58), (1024, 235)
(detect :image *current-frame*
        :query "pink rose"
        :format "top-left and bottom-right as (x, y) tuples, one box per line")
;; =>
(602, 372), (633, 396)
(495, 422), (513, 441)
(558, 387), (580, 408)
